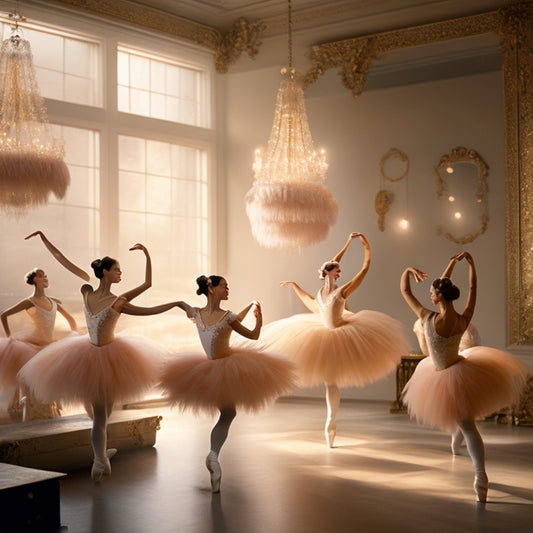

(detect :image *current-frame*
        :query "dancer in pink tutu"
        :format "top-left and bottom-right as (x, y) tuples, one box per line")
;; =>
(400, 251), (529, 502)
(252, 232), (408, 447)
(19, 231), (180, 482)
(159, 275), (295, 493)
(1, 268), (77, 420)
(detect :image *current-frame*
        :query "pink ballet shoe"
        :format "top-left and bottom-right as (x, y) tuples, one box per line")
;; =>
(474, 472), (488, 503)
(206, 451), (221, 493)
(325, 422), (337, 448)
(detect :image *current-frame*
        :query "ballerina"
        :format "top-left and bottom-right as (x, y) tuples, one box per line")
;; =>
(1, 267), (77, 421)
(159, 275), (295, 493)
(400, 251), (529, 502)
(251, 232), (408, 447)
(19, 231), (180, 482)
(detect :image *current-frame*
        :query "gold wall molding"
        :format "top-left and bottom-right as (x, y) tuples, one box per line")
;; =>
(434, 146), (489, 245)
(304, 2), (533, 346)
(46, 0), (266, 73)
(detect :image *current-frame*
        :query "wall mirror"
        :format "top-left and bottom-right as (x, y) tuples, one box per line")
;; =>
(435, 147), (488, 244)
(303, 2), (533, 346)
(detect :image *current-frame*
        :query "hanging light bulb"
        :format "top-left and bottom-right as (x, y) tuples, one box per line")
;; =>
(0, 12), (70, 214)
(245, 0), (338, 249)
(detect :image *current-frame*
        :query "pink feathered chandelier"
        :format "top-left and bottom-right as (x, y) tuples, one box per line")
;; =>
(245, 0), (338, 249)
(0, 12), (70, 214)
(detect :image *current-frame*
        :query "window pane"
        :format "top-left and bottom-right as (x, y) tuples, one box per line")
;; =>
(117, 46), (209, 127)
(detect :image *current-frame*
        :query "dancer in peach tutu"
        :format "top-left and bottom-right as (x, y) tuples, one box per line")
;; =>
(1, 268), (77, 420)
(252, 232), (408, 447)
(159, 275), (295, 493)
(400, 251), (529, 502)
(19, 231), (180, 482)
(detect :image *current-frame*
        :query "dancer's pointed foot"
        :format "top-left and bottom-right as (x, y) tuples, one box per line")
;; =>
(474, 472), (488, 503)
(104, 448), (117, 476)
(206, 451), (221, 493)
(91, 458), (106, 483)
(325, 421), (337, 448)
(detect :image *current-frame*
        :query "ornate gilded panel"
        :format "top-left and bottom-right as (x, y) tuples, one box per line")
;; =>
(304, 2), (533, 346)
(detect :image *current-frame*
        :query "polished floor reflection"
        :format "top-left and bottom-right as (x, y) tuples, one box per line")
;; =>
(59, 398), (533, 533)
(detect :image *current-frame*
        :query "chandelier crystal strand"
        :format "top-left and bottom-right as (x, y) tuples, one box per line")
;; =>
(245, 1), (337, 249)
(0, 12), (70, 214)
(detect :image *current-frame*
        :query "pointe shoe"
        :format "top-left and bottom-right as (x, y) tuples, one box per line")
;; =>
(474, 472), (488, 503)
(91, 458), (106, 483)
(205, 451), (221, 493)
(325, 422), (337, 448)
(103, 448), (117, 476)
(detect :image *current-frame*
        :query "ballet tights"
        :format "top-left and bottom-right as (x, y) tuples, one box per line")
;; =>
(206, 407), (236, 493)
(325, 383), (340, 447)
(209, 407), (236, 455)
(457, 419), (488, 502)
(91, 401), (113, 482)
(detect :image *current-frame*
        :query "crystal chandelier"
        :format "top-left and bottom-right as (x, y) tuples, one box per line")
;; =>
(245, 0), (338, 249)
(0, 12), (70, 214)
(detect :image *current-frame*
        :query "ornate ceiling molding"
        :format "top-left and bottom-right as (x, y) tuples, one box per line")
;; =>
(45, 0), (266, 73)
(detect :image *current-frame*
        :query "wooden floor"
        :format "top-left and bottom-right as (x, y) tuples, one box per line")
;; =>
(47, 398), (533, 532)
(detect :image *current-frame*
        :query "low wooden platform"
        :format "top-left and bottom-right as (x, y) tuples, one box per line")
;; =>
(0, 463), (66, 532)
(0, 409), (162, 472)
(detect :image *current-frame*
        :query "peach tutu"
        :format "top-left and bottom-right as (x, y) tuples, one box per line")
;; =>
(402, 347), (529, 433)
(254, 309), (408, 387)
(160, 348), (295, 415)
(18, 334), (168, 406)
(0, 337), (40, 389)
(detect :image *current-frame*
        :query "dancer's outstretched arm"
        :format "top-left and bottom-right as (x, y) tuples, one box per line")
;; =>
(118, 243), (153, 303)
(25, 231), (90, 281)
(457, 251), (477, 325)
(400, 267), (429, 319)
(340, 233), (371, 299)
(51, 299), (78, 331)
(1, 300), (33, 336)
(230, 301), (262, 340)
(115, 298), (180, 316)
(280, 281), (318, 313)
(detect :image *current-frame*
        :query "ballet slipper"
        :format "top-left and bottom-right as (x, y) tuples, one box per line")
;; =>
(474, 472), (488, 503)
(205, 451), (221, 493)
(325, 421), (337, 448)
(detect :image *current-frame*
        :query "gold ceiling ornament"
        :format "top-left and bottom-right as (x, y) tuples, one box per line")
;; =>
(434, 146), (489, 245)
(304, 37), (377, 97)
(48, 0), (265, 74)
(214, 18), (267, 74)
(245, 0), (338, 249)
(0, 11), (70, 214)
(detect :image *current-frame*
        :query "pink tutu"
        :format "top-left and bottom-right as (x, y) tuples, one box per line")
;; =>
(18, 333), (168, 406)
(402, 346), (529, 432)
(254, 310), (408, 387)
(159, 348), (295, 415)
(0, 337), (40, 388)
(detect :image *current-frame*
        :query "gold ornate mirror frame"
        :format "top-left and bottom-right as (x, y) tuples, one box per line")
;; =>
(303, 2), (533, 347)
(435, 146), (489, 245)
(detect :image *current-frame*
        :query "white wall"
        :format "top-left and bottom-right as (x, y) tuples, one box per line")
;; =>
(223, 59), (509, 400)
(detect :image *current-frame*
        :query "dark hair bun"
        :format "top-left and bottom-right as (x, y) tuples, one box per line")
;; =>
(433, 277), (460, 301)
(196, 275), (208, 295)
